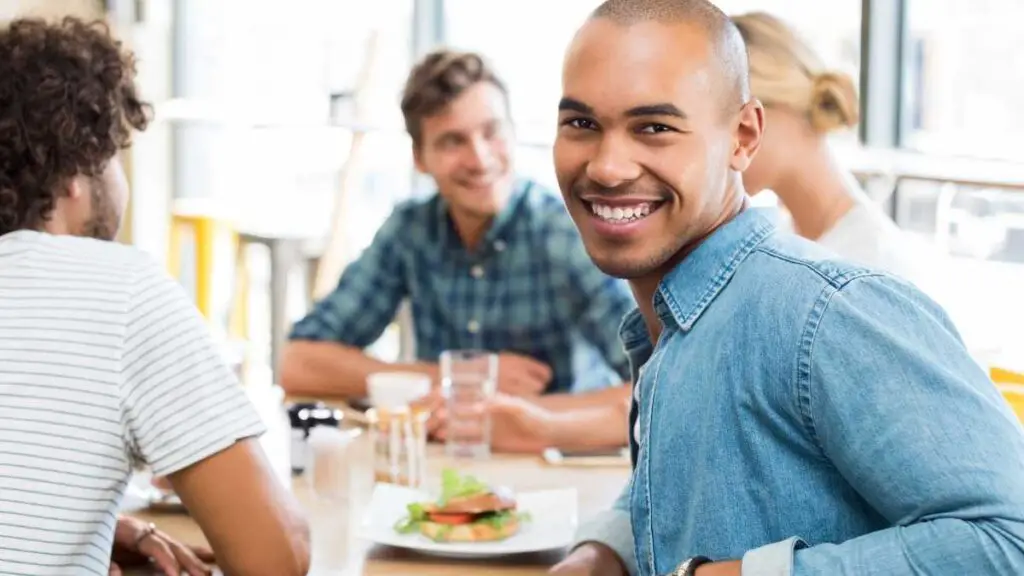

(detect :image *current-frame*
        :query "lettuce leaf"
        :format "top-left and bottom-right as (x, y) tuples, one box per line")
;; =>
(475, 509), (532, 529)
(439, 468), (489, 504)
(393, 501), (428, 534)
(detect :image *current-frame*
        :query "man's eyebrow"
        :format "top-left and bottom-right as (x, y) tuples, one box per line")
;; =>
(626, 103), (688, 119)
(558, 97), (594, 114)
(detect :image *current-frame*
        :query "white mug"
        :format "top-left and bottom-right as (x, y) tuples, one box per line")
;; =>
(366, 372), (431, 409)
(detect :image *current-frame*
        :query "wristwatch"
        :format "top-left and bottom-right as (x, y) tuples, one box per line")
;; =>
(669, 556), (713, 576)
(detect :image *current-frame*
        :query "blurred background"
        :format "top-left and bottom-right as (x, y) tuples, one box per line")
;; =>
(3, 0), (1022, 383)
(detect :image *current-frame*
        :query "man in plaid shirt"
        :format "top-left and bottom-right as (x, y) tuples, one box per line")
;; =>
(281, 50), (635, 450)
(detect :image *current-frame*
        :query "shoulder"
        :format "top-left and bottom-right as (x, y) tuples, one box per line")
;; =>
(10, 231), (161, 283)
(718, 230), (890, 344)
(514, 181), (585, 255)
(364, 194), (440, 248)
(748, 229), (878, 293)
(390, 194), (439, 222)
(519, 180), (575, 233)
(747, 231), (955, 344)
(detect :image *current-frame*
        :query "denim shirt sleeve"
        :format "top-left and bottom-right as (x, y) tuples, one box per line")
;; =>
(551, 222), (635, 382)
(289, 211), (407, 347)
(750, 274), (1024, 575)
(572, 480), (638, 576)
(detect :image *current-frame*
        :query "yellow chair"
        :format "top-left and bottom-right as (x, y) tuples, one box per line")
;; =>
(167, 212), (247, 340)
(993, 365), (1024, 423)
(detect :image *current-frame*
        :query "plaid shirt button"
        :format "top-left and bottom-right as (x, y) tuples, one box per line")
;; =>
(470, 265), (485, 278)
(467, 319), (481, 333)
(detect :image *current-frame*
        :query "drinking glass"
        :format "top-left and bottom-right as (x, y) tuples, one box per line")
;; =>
(306, 426), (371, 574)
(366, 406), (429, 487)
(440, 349), (498, 459)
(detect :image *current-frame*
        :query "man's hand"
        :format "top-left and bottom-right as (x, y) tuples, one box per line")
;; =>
(550, 542), (627, 576)
(497, 352), (552, 396)
(110, 515), (213, 576)
(488, 393), (557, 453)
(419, 392), (553, 453)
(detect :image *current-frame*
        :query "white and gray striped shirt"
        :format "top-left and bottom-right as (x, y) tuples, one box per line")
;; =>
(0, 230), (266, 575)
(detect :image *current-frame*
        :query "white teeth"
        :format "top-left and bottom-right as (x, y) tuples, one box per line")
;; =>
(589, 202), (657, 224)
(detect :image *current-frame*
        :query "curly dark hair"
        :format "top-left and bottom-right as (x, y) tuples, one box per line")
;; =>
(0, 17), (151, 235)
(400, 49), (509, 147)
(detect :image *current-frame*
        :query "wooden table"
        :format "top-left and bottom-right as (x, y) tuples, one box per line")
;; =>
(122, 385), (630, 575)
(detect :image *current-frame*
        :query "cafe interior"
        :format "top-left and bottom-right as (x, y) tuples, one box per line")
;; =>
(3, 0), (1024, 574)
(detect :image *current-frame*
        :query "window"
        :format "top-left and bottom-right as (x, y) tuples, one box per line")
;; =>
(896, 180), (1024, 360)
(896, 0), (1024, 359)
(902, 0), (1024, 162)
(715, 0), (861, 85)
(444, 0), (602, 189)
(444, 0), (861, 190)
(171, 0), (416, 233)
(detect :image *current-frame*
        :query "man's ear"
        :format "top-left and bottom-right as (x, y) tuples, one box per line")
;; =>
(730, 99), (765, 173)
(65, 175), (86, 200)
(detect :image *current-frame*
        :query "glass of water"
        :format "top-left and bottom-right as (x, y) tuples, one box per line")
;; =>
(440, 350), (498, 459)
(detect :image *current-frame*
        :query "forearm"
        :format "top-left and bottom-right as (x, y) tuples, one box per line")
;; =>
(279, 341), (438, 399)
(743, 519), (1024, 576)
(572, 484), (637, 575)
(533, 382), (631, 410)
(543, 404), (628, 450)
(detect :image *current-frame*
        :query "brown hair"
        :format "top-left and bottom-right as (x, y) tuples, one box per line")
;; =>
(0, 17), (151, 235)
(400, 49), (508, 147)
(732, 12), (859, 134)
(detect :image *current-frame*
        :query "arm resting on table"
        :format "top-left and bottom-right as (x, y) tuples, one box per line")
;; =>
(533, 382), (632, 410)
(280, 340), (439, 399)
(169, 438), (310, 576)
(535, 385), (631, 450)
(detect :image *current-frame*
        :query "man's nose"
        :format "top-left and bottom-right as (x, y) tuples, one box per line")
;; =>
(466, 135), (495, 172)
(585, 134), (642, 188)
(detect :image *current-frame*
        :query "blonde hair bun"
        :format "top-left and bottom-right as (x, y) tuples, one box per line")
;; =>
(810, 72), (859, 133)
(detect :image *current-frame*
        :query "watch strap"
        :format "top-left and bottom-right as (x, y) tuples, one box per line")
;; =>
(671, 555), (713, 576)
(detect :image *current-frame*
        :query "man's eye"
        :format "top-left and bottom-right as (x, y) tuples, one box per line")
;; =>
(564, 118), (597, 130)
(638, 124), (674, 134)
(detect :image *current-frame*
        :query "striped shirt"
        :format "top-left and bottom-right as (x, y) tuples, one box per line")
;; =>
(0, 230), (266, 575)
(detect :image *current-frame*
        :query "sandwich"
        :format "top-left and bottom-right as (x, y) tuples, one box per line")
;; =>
(394, 468), (530, 542)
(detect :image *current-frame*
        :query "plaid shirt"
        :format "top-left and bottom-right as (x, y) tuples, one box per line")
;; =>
(290, 179), (635, 393)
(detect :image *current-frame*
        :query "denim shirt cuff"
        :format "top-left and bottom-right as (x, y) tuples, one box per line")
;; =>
(572, 508), (638, 576)
(740, 536), (806, 576)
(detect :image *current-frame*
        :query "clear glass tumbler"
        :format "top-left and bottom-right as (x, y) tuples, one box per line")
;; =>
(440, 349), (498, 459)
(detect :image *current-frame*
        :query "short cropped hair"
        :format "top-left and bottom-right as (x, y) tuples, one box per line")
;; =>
(591, 0), (750, 111)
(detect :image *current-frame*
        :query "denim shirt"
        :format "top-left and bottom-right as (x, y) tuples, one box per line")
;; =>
(574, 208), (1024, 576)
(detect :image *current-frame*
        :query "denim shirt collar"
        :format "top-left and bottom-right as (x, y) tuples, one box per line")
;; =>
(619, 207), (777, 355)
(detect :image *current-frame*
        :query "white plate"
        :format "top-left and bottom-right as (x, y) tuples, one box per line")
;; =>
(358, 483), (578, 558)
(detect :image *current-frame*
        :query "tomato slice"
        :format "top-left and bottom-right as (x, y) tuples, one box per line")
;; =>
(427, 512), (475, 525)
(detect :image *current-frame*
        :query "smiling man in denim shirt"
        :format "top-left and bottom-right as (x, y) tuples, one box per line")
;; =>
(546, 1), (1024, 575)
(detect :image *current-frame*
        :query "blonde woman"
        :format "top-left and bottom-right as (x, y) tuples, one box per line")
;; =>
(733, 12), (943, 289)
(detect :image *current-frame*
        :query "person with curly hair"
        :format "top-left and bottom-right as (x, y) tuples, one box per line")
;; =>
(0, 17), (309, 576)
